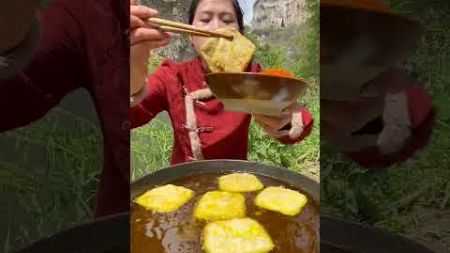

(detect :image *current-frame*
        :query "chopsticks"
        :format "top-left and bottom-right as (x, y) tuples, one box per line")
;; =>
(148, 18), (234, 40)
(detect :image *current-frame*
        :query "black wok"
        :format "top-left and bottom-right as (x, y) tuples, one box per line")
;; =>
(130, 159), (320, 202)
(321, 216), (437, 253)
(131, 159), (320, 253)
(13, 212), (129, 253)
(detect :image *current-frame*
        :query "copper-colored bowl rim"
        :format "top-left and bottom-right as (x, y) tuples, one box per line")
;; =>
(206, 72), (308, 84)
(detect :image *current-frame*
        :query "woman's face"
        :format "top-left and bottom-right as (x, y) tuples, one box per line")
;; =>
(190, 0), (240, 54)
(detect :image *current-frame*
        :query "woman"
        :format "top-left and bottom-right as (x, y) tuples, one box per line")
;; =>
(130, 0), (314, 164)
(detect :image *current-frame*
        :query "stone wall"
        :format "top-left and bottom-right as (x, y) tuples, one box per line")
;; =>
(138, 0), (196, 62)
(252, 0), (309, 31)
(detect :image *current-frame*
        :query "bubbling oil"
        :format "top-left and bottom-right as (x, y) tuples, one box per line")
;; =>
(131, 173), (319, 253)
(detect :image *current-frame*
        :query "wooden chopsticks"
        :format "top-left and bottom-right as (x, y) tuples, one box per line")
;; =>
(148, 18), (234, 40)
(157, 26), (211, 37)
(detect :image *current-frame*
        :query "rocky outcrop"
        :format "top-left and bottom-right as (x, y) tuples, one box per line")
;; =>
(252, 0), (309, 31)
(138, 0), (196, 62)
(136, 0), (311, 62)
(250, 0), (311, 55)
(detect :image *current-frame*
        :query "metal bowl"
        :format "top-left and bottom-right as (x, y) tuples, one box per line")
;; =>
(205, 73), (308, 116)
(321, 216), (435, 253)
(320, 5), (422, 101)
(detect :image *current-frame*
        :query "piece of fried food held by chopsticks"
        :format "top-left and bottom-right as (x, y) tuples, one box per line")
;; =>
(200, 27), (256, 73)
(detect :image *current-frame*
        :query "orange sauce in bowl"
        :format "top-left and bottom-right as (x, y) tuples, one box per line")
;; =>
(260, 68), (296, 78)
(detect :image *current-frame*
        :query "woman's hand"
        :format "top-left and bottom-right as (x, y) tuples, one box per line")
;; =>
(254, 102), (302, 138)
(321, 68), (412, 154)
(0, 1), (41, 52)
(321, 98), (384, 152)
(130, 0), (172, 96)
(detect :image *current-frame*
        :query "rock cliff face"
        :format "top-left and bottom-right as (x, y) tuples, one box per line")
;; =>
(138, 0), (196, 62)
(136, 0), (311, 62)
(252, 0), (309, 32)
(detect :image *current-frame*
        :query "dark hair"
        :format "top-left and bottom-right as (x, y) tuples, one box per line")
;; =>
(188, 0), (245, 33)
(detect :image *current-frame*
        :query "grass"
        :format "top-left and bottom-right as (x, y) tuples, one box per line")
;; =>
(0, 91), (102, 252)
(131, 115), (173, 180)
(321, 0), (450, 250)
(130, 0), (320, 180)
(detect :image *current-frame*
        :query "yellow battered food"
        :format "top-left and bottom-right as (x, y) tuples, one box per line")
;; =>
(200, 27), (256, 73)
(194, 191), (246, 221)
(255, 186), (308, 216)
(135, 184), (194, 213)
(218, 173), (264, 193)
(202, 218), (275, 253)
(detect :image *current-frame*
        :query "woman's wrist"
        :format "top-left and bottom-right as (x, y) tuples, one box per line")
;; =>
(130, 43), (151, 93)
(130, 79), (148, 107)
(376, 91), (412, 154)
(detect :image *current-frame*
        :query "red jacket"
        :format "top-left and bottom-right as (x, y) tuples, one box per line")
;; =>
(130, 57), (314, 164)
(0, 0), (129, 217)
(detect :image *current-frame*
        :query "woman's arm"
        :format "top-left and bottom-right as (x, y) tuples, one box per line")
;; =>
(130, 64), (171, 129)
(0, 3), (86, 132)
(275, 107), (314, 144)
(254, 102), (314, 144)
(129, 2), (171, 102)
(129, 2), (174, 129)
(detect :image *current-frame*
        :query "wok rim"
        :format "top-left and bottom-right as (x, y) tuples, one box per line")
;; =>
(321, 215), (435, 253)
(13, 212), (129, 253)
(131, 159), (320, 203)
